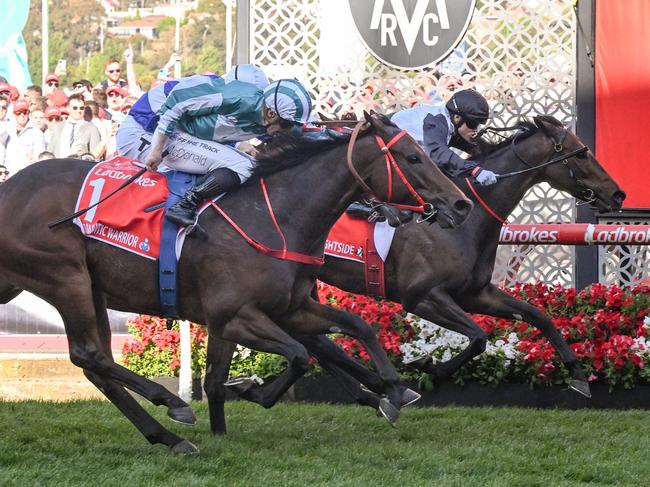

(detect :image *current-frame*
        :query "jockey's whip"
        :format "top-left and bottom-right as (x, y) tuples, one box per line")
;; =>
(48, 166), (147, 229)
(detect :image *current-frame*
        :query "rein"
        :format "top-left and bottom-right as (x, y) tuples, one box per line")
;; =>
(464, 177), (506, 224)
(496, 146), (588, 179)
(210, 122), (437, 263)
(210, 179), (324, 266)
(346, 121), (433, 214)
(482, 125), (589, 180)
(467, 124), (593, 223)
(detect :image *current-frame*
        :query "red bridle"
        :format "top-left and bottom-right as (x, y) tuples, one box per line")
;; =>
(346, 120), (431, 213)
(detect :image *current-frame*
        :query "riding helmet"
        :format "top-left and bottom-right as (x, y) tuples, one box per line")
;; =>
(224, 64), (270, 90)
(446, 89), (490, 124)
(263, 79), (312, 125)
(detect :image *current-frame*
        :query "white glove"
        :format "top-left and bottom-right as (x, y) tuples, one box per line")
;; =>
(474, 167), (498, 186)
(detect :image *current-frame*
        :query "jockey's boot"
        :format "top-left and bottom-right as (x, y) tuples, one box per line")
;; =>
(166, 168), (241, 228)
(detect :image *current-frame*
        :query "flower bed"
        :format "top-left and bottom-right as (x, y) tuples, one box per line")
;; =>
(121, 315), (207, 378)
(121, 282), (650, 392)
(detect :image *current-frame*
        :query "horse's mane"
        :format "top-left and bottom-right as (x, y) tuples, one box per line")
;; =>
(476, 115), (564, 157)
(250, 115), (400, 180)
(250, 132), (351, 179)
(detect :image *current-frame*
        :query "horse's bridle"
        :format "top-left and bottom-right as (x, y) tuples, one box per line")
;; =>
(346, 120), (436, 220)
(484, 125), (595, 205)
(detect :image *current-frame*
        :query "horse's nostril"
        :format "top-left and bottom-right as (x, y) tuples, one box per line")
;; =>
(454, 199), (473, 216)
(613, 190), (626, 204)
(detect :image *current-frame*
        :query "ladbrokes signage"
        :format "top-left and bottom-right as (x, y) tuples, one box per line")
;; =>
(348, 0), (476, 69)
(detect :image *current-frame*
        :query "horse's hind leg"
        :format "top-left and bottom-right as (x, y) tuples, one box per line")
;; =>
(81, 290), (196, 424)
(218, 306), (311, 409)
(82, 370), (196, 453)
(408, 290), (488, 381)
(203, 334), (236, 435)
(459, 284), (590, 397)
(80, 290), (197, 452)
(50, 281), (196, 450)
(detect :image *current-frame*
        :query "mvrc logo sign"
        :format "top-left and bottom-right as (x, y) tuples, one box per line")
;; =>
(348, 0), (476, 69)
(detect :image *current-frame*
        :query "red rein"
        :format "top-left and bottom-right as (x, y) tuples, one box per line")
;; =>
(211, 127), (429, 264)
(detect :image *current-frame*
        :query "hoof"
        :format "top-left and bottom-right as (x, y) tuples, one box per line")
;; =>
(224, 376), (263, 388)
(378, 397), (400, 426)
(171, 439), (200, 455)
(401, 388), (421, 408)
(569, 379), (592, 398)
(168, 406), (197, 425)
(224, 376), (264, 397)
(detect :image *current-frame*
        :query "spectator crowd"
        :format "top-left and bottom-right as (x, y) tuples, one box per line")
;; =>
(0, 46), (167, 180)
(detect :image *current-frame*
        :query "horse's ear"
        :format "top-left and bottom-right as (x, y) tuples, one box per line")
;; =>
(534, 115), (564, 135)
(533, 116), (553, 136)
(363, 110), (385, 133)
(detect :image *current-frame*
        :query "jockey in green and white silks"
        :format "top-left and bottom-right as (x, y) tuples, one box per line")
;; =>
(117, 64), (270, 163)
(144, 73), (312, 228)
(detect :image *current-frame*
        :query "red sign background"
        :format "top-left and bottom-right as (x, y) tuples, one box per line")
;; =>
(595, 0), (650, 208)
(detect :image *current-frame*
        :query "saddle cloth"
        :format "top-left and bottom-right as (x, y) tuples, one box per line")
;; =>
(73, 157), (168, 259)
(325, 213), (396, 263)
(74, 156), (197, 318)
(325, 214), (396, 297)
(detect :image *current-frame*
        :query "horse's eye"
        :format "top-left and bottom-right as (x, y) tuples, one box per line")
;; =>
(406, 155), (421, 164)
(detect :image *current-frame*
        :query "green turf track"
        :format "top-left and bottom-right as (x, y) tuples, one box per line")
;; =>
(1, 401), (648, 486)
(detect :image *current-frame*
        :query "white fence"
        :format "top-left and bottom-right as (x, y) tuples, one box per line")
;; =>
(0, 292), (135, 335)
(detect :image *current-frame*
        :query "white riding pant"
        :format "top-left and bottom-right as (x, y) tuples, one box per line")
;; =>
(116, 115), (255, 183)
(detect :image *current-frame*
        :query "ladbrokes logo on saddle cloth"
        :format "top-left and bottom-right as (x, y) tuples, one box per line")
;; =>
(74, 157), (168, 259)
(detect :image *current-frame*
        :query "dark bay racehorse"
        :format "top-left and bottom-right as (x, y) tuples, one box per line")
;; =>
(205, 115), (625, 434)
(318, 116), (625, 391)
(0, 113), (471, 453)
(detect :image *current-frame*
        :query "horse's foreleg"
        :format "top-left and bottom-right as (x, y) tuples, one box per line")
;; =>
(284, 299), (403, 423)
(459, 284), (590, 397)
(218, 306), (310, 409)
(409, 291), (488, 381)
(295, 334), (386, 393)
(203, 334), (236, 435)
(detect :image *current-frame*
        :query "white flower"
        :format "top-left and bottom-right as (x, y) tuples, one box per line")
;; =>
(234, 345), (251, 360)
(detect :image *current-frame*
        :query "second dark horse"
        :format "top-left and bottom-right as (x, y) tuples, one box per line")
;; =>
(205, 115), (625, 434)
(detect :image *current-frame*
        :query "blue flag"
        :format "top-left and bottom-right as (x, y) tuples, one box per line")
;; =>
(0, 0), (32, 89)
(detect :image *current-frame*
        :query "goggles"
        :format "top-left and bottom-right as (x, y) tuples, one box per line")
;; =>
(463, 118), (482, 130)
